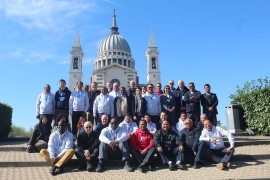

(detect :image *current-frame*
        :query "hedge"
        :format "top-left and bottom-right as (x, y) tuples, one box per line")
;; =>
(0, 102), (13, 138)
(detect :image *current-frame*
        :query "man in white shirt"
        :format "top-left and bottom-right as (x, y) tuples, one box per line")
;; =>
(196, 120), (235, 170)
(175, 112), (187, 136)
(144, 114), (156, 135)
(69, 81), (89, 135)
(96, 118), (132, 172)
(119, 114), (138, 138)
(109, 82), (120, 98)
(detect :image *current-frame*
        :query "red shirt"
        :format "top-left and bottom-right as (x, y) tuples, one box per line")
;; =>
(155, 90), (163, 96)
(130, 129), (153, 152)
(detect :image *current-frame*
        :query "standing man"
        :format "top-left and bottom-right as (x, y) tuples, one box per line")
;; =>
(36, 84), (55, 130)
(55, 79), (71, 118)
(144, 83), (161, 126)
(69, 81), (89, 135)
(87, 82), (100, 125)
(174, 80), (189, 120)
(109, 82), (120, 98)
(106, 82), (112, 93)
(168, 80), (176, 95)
(184, 82), (201, 126)
(114, 87), (131, 123)
(155, 83), (163, 96)
(201, 84), (218, 126)
(126, 80), (136, 99)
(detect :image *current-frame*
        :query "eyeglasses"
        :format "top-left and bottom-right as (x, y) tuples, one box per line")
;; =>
(169, 83), (174, 84)
(165, 88), (170, 89)
(148, 87), (153, 89)
(85, 126), (92, 128)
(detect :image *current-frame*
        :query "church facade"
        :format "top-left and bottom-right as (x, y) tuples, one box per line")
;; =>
(69, 10), (161, 90)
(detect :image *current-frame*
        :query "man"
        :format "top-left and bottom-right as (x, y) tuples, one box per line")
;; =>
(198, 120), (234, 170)
(96, 118), (132, 172)
(131, 87), (146, 125)
(94, 114), (109, 136)
(36, 84), (55, 130)
(55, 79), (71, 118)
(109, 82), (120, 98)
(179, 119), (200, 166)
(175, 112), (187, 136)
(93, 87), (114, 123)
(160, 85), (176, 126)
(83, 85), (89, 92)
(106, 82), (112, 93)
(87, 82), (100, 125)
(154, 120), (183, 171)
(155, 83), (163, 96)
(126, 80), (136, 99)
(184, 82), (201, 126)
(201, 84), (219, 126)
(144, 83), (161, 125)
(174, 80), (189, 120)
(144, 114), (156, 135)
(69, 81), (89, 135)
(157, 112), (168, 130)
(114, 87), (132, 123)
(169, 80), (176, 95)
(75, 121), (100, 171)
(40, 120), (74, 175)
(196, 114), (208, 135)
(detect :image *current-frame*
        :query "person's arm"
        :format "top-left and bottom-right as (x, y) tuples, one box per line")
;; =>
(212, 94), (218, 108)
(201, 95), (209, 109)
(99, 128), (112, 144)
(47, 133), (56, 159)
(192, 91), (201, 100)
(57, 133), (74, 158)
(192, 129), (200, 152)
(153, 130), (161, 148)
(52, 94), (55, 115)
(116, 128), (128, 143)
(28, 125), (39, 146)
(130, 133), (141, 152)
(69, 93), (74, 114)
(110, 96), (114, 117)
(84, 93), (89, 112)
(171, 95), (175, 110)
(218, 127), (234, 147)
(93, 98), (98, 117)
(131, 123), (138, 134)
(157, 95), (161, 114)
(199, 129), (210, 141)
(144, 134), (154, 151)
(88, 133), (100, 152)
(114, 97), (117, 117)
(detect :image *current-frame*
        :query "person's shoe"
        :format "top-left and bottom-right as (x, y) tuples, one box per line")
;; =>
(77, 164), (85, 170)
(137, 165), (145, 173)
(226, 162), (231, 169)
(168, 163), (176, 171)
(148, 164), (154, 171)
(50, 166), (57, 176)
(194, 161), (200, 169)
(216, 163), (225, 170)
(96, 163), (104, 172)
(86, 162), (93, 172)
(124, 163), (133, 172)
(176, 163), (184, 170)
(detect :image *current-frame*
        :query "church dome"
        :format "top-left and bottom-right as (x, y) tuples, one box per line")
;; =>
(99, 34), (131, 53)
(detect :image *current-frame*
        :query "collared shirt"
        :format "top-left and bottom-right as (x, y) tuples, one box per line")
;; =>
(109, 90), (120, 98)
(144, 92), (161, 115)
(175, 119), (185, 136)
(93, 94), (114, 116)
(147, 122), (157, 135)
(119, 121), (138, 134)
(99, 126), (128, 144)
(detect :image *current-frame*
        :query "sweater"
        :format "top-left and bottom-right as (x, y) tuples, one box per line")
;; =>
(36, 92), (55, 115)
(93, 94), (114, 116)
(99, 126), (128, 144)
(69, 89), (89, 113)
(130, 129), (154, 152)
(180, 127), (200, 152)
(119, 120), (138, 134)
(28, 123), (50, 146)
(55, 87), (71, 110)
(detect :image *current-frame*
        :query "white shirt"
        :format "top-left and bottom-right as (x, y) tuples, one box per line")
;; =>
(99, 126), (128, 144)
(147, 122), (156, 135)
(109, 90), (120, 98)
(175, 119), (185, 136)
(69, 89), (89, 113)
(119, 121), (138, 134)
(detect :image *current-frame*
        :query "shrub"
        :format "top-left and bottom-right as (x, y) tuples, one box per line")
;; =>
(0, 102), (13, 138)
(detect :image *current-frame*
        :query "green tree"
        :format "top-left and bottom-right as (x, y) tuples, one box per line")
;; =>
(9, 125), (33, 138)
(0, 102), (13, 138)
(229, 77), (270, 135)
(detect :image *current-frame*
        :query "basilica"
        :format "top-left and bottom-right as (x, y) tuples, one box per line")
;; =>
(68, 10), (161, 90)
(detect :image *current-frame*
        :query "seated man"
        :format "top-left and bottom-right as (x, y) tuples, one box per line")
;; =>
(75, 122), (100, 171)
(179, 119), (200, 166)
(96, 118), (133, 172)
(130, 120), (156, 173)
(119, 114), (138, 139)
(198, 120), (235, 170)
(93, 114), (109, 136)
(156, 112), (168, 130)
(40, 120), (74, 176)
(154, 120), (183, 171)
(175, 112), (187, 136)
(196, 114), (208, 135)
(144, 113), (156, 135)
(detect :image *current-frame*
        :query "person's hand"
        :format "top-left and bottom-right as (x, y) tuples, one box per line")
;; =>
(209, 138), (216, 144)
(84, 150), (91, 159)
(133, 116), (137, 120)
(128, 134), (132, 139)
(157, 147), (163, 153)
(179, 145), (184, 152)
(180, 107), (186, 111)
(209, 107), (213, 112)
(194, 151), (196, 155)
(51, 156), (60, 165)
(141, 149), (148, 155)
(109, 141), (118, 147)
(36, 115), (40, 119)
(112, 145), (117, 151)
(227, 146), (234, 153)
(27, 145), (33, 149)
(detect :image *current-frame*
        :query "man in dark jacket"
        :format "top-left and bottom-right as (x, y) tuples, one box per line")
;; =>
(126, 80), (136, 99)
(201, 84), (218, 126)
(93, 114), (109, 136)
(75, 121), (100, 171)
(154, 120), (183, 171)
(184, 82), (201, 126)
(174, 80), (189, 120)
(55, 79), (71, 118)
(87, 82), (100, 126)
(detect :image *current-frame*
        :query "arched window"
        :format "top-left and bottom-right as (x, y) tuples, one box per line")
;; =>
(152, 58), (156, 69)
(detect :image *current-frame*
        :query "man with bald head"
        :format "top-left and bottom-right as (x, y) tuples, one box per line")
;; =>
(94, 114), (109, 136)
(126, 80), (136, 99)
(196, 114), (208, 135)
(174, 80), (189, 120)
(109, 82), (120, 98)
(75, 121), (100, 171)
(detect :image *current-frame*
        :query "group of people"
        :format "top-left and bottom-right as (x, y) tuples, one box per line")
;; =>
(27, 79), (234, 176)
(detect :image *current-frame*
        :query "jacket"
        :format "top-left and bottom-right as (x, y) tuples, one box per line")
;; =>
(69, 90), (89, 113)
(28, 123), (50, 146)
(180, 127), (200, 152)
(184, 90), (201, 113)
(201, 93), (218, 114)
(36, 92), (55, 115)
(114, 95), (132, 117)
(160, 93), (175, 112)
(154, 128), (182, 151)
(174, 86), (189, 111)
(55, 87), (71, 110)
(87, 90), (100, 112)
(77, 131), (100, 153)
(144, 92), (161, 116)
(93, 94), (114, 116)
(130, 129), (154, 152)
(130, 96), (146, 117)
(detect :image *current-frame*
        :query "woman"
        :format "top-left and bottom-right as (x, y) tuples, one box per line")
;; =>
(26, 115), (50, 153)
(52, 113), (71, 133)
(76, 116), (86, 137)
(130, 120), (156, 172)
(131, 87), (146, 126)
(160, 85), (176, 126)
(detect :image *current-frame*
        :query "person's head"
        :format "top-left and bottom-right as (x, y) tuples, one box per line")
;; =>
(161, 120), (170, 132)
(113, 82), (119, 91)
(58, 120), (67, 134)
(156, 83), (162, 91)
(135, 87), (142, 96)
(77, 81), (83, 90)
(142, 86), (147, 94)
(184, 118), (193, 130)
(55, 113), (68, 124)
(139, 120), (147, 132)
(91, 82), (97, 91)
(144, 114), (151, 123)
(160, 112), (167, 121)
(204, 84), (211, 94)
(164, 85), (170, 94)
(44, 84), (51, 93)
(169, 80), (174, 88)
(180, 112), (187, 121)
(77, 116), (86, 130)
(110, 118), (119, 130)
(188, 82), (195, 92)
(200, 114), (208, 124)
(130, 81), (136, 89)
(120, 87), (126, 95)
(59, 79), (66, 90)
(100, 86), (107, 95)
(178, 80), (184, 89)
(84, 85), (89, 91)
(124, 114), (131, 123)
(101, 115), (109, 125)
(41, 115), (48, 124)
(204, 120), (212, 131)
(107, 82), (111, 89)
(84, 121), (93, 134)
(147, 84), (154, 94)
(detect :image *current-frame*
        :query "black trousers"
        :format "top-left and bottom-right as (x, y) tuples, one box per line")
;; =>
(180, 145), (196, 163)
(99, 141), (130, 162)
(158, 146), (183, 164)
(72, 111), (84, 135)
(40, 114), (53, 131)
(205, 147), (235, 164)
(74, 148), (98, 165)
(187, 111), (200, 127)
(129, 146), (156, 164)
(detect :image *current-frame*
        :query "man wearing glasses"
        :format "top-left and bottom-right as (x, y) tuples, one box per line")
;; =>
(168, 80), (176, 95)
(144, 83), (161, 125)
(75, 121), (99, 171)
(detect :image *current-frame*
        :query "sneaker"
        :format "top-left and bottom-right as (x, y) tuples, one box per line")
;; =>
(226, 162), (231, 169)
(50, 166), (57, 176)
(168, 163), (176, 171)
(216, 163), (225, 170)
(86, 162), (93, 172)
(124, 163), (133, 172)
(96, 163), (104, 172)
(137, 165), (145, 173)
(148, 165), (154, 171)
(176, 163), (184, 170)
(194, 161), (200, 169)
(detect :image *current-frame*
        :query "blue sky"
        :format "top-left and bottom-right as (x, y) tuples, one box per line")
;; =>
(0, 0), (270, 130)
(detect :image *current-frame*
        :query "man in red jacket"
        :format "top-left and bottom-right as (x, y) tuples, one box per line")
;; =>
(130, 120), (156, 173)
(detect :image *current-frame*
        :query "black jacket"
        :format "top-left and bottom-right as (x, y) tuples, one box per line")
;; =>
(174, 86), (189, 112)
(180, 127), (200, 152)
(55, 87), (71, 110)
(195, 121), (204, 136)
(77, 131), (100, 153)
(87, 90), (100, 112)
(201, 93), (218, 114)
(154, 128), (182, 151)
(130, 96), (146, 117)
(28, 123), (50, 146)
(184, 90), (201, 113)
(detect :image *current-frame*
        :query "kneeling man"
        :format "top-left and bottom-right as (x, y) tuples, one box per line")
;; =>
(40, 120), (74, 175)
